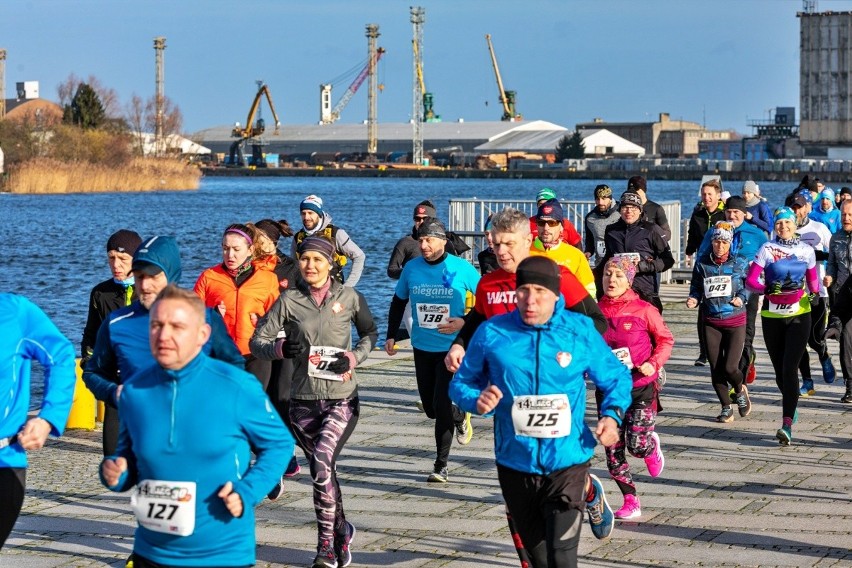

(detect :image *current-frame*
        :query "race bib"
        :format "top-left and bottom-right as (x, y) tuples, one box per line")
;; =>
(612, 347), (633, 369)
(768, 299), (798, 316)
(511, 394), (571, 438)
(308, 345), (346, 381)
(703, 276), (732, 299)
(131, 480), (196, 536)
(416, 303), (449, 329)
(596, 240), (607, 257)
(613, 252), (641, 265)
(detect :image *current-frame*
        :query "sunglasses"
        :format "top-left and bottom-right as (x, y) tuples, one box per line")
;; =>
(536, 219), (560, 227)
(414, 216), (427, 222)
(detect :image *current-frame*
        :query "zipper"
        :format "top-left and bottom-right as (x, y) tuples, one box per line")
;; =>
(169, 380), (177, 448)
(534, 328), (543, 473)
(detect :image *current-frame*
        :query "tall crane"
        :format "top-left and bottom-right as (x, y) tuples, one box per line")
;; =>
(366, 23), (380, 156)
(485, 34), (520, 122)
(319, 47), (385, 125)
(229, 81), (281, 167)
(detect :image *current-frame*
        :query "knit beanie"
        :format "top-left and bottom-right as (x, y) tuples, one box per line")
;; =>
(626, 175), (647, 192)
(416, 217), (448, 240)
(774, 206), (796, 224)
(710, 221), (734, 243)
(536, 199), (564, 222)
(536, 187), (557, 202)
(604, 255), (637, 285)
(413, 200), (437, 219)
(300, 195), (324, 217)
(594, 184), (612, 199)
(619, 191), (643, 210)
(725, 195), (748, 213)
(298, 236), (335, 264)
(515, 256), (561, 296)
(106, 229), (142, 255)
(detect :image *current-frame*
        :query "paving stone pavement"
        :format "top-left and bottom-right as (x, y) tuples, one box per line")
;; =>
(1, 286), (851, 567)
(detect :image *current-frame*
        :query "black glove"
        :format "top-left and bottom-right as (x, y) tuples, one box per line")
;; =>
(326, 353), (351, 374)
(280, 321), (306, 358)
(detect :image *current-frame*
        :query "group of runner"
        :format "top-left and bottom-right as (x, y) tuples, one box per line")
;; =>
(2, 176), (851, 568)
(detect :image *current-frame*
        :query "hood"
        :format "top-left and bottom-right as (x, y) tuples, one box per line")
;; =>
(305, 212), (333, 236)
(133, 235), (182, 283)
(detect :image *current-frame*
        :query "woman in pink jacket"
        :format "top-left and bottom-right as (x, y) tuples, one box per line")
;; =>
(597, 256), (674, 520)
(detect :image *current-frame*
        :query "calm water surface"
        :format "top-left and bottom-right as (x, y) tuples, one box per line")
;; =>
(1, 175), (798, 398)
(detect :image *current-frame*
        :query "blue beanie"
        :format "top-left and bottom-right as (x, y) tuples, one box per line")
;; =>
(773, 206), (796, 224)
(821, 188), (835, 202)
(300, 194), (324, 217)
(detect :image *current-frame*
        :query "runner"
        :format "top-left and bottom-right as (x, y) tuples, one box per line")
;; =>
(477, 213), (499, 275)
(789, 192), (836, 395)
(292, 195), (366, 287)
(811, 188), (841, 234)
(251, 235), (378, 568)
(583, 184), (620, 269)
(745, 207), (821, 445)
(598, 255), (672, 519)
(100, 285), (291, 568)
(385, 217), (481, 483)
(824, 198), (852, 403)
(626, 176), (671, 241)
(529, 199), (596, 295)
(687, 222), (752, 422)
(84, 236), (244, 457)
(194, 223), (281, 387)
(449, 256), (632, 567)
(1, 294), (76, 550)
(597, 191), (675, 312)
(528, 187), (582, 247)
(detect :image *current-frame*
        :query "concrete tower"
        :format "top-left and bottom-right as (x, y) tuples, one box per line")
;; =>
(411, 7), (425, 166)
(153, 36), (166, 153)
(0, 49), (6, 120)
(366, 24), (380, 155)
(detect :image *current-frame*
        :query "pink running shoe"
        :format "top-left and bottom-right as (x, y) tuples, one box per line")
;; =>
(615, 494), (641, 520)
(644, 432), (665, 478)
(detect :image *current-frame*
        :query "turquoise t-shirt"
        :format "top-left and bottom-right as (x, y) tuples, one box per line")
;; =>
(395, 254), (480, 352)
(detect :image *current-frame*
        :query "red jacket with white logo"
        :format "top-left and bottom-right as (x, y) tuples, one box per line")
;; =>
(474, 266), (589, 319)
(598, 289), (673, 388)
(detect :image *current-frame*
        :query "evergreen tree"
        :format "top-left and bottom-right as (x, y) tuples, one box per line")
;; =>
(64, 83), (106, 130)
(556, 132), (586, 161)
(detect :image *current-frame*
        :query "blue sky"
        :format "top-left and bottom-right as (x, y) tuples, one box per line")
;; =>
(3, 0), (851, 134)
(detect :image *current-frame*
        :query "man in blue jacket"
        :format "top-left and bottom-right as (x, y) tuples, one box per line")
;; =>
(0, 294), (76, 549)
(84, 235), (244, 456)
(450, 256), (632, 568)
(101, 285), (292, 567)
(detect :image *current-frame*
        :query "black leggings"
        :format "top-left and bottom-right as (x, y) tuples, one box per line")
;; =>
(244, 354), (272, 391)
(798, 296), (829, 379)
(762, 313), (811, 419)
(704, 322), (746, 405)
(498, 463), (587, 568)
(0, 468), (25, 550)
(741, 294), (760, 372)
(413, 348), (464, 469)
(131, 553), (251, 568)
(102, 404), (120, 456)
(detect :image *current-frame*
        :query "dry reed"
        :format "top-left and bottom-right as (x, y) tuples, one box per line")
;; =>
(4, 158), (201, 194)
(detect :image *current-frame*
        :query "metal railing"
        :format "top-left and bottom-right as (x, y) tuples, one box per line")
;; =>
(448, 198), (683, 283)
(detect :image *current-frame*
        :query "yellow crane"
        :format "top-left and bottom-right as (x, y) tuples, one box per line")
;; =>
(413, 39), (439, 122)
(485, 34), (520, 122)
(229, 82), (281, 167)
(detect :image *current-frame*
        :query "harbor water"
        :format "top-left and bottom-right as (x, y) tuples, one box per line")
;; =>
(0, 175), (799, 402)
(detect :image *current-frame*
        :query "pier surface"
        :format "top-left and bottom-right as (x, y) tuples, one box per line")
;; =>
(2, 285), (851, 567)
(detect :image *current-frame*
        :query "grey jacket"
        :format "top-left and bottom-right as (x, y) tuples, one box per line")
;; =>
(291, 212), (366, 287)
(250, 279), (377, 400)
(827, 229), (852, 289)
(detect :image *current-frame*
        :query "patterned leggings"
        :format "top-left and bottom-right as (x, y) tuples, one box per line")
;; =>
(290, 397), (359, 547)
(605, 404), (656, 497)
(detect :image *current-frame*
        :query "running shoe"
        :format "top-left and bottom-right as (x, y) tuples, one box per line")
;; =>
(693, 356), (707, 367)
(312, 540), (338, 568)
(800, 378), (815, 397)
(776, 425), (792, 446)
(821, 357), (836, 384)
(644, 432), (665, 477)
(125, 555), (134, 568)
(267, 475), (285, 501)
(585, 474), (614, 540)
(716, 405), (734, 423)
(335, 521), (356, 568)
(455, 412), (473, 445)
(427, 465), (449, 483)
(415, 399), (425, 413)
(745, 362), (757, 384)
(284, 455), (301, 478)
(656, 367), (667, 390)
(735, 387), (751, 417)
(614, 493), (641, 520)
(841, 379), (852, 403)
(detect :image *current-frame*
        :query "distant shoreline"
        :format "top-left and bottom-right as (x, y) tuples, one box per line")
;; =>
(201, 166), (849, 184)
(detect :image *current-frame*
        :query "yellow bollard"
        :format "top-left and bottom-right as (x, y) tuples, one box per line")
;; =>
(96, 400), (105, 423)
(65, 358), (96, 430)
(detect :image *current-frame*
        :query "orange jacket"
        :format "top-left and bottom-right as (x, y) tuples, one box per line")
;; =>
(194, 263), (280, 355)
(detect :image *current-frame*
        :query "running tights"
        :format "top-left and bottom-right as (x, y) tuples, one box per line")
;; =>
(798, 297), (829, 379)
(290, 397), (359, 548)
(762, 313), (810, 419)
(413, 348), (464, 469)
(605, 404), (656, 497)
(102, 405), (120, 456)
(0, 468), (25, 549)
(705, 322), (746, 405)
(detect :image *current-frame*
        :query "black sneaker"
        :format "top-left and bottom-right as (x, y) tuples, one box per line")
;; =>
(694, 356), (707, 367)
(312, 540), (338, 568)
(267, 475), (285, 501)
(427, 465), (448, 483)
(335, 521), (356, 568)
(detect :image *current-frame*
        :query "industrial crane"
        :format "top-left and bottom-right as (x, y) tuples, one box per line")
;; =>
(413, 39), (439, 122)
(485, 34), (521, 122)
(229, 82), (281, 167)
(319, 48), (386, 125)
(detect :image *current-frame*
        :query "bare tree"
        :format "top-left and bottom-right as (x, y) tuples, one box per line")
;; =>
(57, 73), (121, 118)
(144, 95), (184, 156)
(125, 94), (146, 155)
